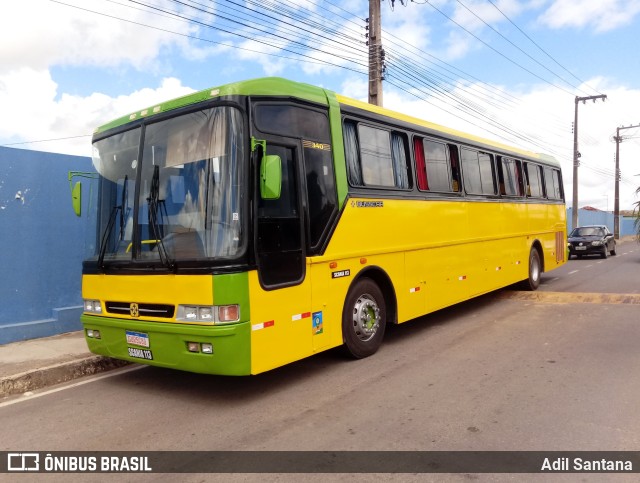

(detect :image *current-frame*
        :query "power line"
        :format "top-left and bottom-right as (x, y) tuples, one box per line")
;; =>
(454, 0), (591, 96)
(1, 134), (92, 147)
(484, 0), (603, 96)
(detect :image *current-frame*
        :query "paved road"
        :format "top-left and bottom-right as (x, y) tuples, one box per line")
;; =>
(540, 239), (640, 293)
(2, 241), (640, 481)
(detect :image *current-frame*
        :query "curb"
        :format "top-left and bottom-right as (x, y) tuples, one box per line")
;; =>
(0, 356), (131, 398)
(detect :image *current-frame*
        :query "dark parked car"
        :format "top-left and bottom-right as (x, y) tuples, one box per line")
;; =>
(567, 225), (616, 259)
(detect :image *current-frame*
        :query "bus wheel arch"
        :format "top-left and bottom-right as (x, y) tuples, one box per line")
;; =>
(341, 267), (396, 359)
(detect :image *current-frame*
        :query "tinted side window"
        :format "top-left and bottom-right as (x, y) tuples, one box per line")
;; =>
(359, 125), (395, 187)
(499, 157), (523, 196)
(414, 137), (453, 192)
(543, 167), (562, 200)
(525, 163), (544, 198)
(255, 105), (330, 142)
(461, 148), (496, 195)
(344, 121), (410, 189)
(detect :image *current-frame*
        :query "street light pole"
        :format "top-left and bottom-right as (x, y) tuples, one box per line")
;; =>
(571, 94), (607, 230)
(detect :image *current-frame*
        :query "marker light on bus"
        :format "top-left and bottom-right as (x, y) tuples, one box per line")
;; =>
(187, 341), (200, 352)
(185, 342), (214, 354)
(201, 343), (213, 354)
(86, 329), (101, 339)
(177, 304), (240, 324)
(83, 299), (102, 314)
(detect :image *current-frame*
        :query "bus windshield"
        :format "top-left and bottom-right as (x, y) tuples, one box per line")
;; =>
(91, 106), (245, 266)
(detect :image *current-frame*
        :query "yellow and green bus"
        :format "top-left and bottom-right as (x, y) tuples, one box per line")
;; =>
(77, 77), (566, 375)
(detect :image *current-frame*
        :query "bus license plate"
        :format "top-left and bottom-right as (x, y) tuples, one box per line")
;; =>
(128, 347), (153, 360)
(126, 330), (149, 347)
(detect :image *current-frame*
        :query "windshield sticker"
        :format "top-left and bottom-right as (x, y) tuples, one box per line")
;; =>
(312, 311), (323, 335)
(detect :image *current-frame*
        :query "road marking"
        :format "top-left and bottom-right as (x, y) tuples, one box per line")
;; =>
(568, 270), (579, 275)
(0, 365), (144, 409)
(501, 291), (640, 305)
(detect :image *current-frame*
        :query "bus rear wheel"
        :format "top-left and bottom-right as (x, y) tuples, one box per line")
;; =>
(342, 278), (387, 359)
(521, 247), (542, 291)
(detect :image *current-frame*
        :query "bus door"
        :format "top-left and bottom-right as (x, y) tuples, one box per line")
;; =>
(251, 139), (313, 373)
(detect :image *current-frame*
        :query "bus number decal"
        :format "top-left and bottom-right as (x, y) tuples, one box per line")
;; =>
(332, 269), (350, 279)
(351, 201), (384, 208)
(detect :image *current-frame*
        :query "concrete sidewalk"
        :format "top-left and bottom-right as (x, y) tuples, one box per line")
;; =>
(0, 331), (130, 398)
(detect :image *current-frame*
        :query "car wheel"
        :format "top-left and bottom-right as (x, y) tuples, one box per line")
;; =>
(611, 244), (617, 256)
(342, 278), (387, 359)
(601, 247), (608, 259)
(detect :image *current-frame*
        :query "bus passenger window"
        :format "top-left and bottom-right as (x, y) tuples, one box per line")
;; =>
(390, 132), (410, 189)
(524, 163), (543, 198)
(414, 137), (428, 190)
(448, 145), (461, 192)
(343, 121), (362, 186)
(543, 167), (563, 200)
(461, 148), (496, 195)
(358, 125), (395, 187)
(424, 139), (452, 192)
(499, 157), (523, 196)
(344, 121), (411, 189)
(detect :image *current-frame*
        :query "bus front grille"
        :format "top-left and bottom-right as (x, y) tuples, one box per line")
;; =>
(105, 301), (175, 319)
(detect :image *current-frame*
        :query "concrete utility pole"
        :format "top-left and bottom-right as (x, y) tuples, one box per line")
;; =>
(572, 94), (607, 230)
(613, 123), (640, 239)
(368, 0), (383, 106)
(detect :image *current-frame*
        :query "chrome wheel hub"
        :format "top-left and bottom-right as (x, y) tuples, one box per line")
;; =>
(352, 294), (380, 342)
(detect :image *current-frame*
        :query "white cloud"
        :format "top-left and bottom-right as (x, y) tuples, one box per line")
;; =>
(0, 69), (194, 156)
(538, 0), (640, 32)
(0, 0), (197, 73)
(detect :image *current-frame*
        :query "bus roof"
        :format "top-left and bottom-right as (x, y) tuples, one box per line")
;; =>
(94, 77), (558, 166)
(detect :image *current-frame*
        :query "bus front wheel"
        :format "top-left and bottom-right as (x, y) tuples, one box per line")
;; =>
(342, 278), (387, 359)
(521, 247), (542, 291)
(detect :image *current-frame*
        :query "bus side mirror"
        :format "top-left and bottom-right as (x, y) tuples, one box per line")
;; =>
(71, 181), (82, 217)
(260, 155), (282, 200)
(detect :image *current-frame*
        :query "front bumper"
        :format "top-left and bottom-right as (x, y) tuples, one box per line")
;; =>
(82, 314), (251, 375)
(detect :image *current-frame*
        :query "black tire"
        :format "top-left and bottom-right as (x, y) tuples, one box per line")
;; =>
(611, 245), (617, 256)
(521, 247), (542, 291)
(342, 278), (387, 359)
(601, 247), (608, 259)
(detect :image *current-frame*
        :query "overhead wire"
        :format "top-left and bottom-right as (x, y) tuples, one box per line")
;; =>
(40, 0), (634, 190)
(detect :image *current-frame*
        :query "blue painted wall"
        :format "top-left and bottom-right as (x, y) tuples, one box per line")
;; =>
(0, 146), (95, 344)
(566, 207), (637, 236)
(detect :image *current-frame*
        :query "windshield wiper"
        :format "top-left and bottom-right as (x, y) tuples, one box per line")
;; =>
(97, 205), (121, 268)
(147, 165), (174, 270)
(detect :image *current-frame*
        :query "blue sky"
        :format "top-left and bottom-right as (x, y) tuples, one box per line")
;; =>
(2, 0), (640, 210)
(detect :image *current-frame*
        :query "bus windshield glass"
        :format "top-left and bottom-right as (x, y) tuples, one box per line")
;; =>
(91, 106), (245, 265)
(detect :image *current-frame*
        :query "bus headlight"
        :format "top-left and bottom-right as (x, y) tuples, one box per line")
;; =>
(177, 304), (240, 323)
(83, 299), (102, 314)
